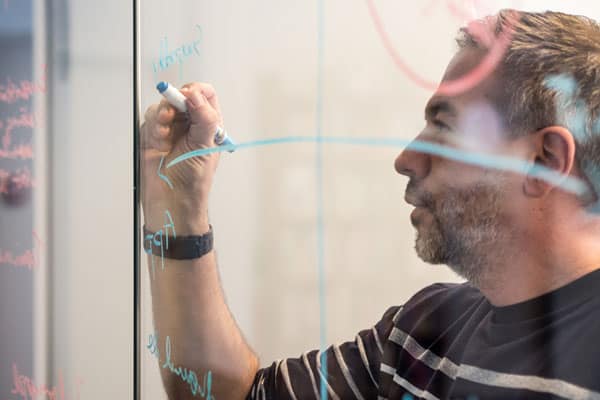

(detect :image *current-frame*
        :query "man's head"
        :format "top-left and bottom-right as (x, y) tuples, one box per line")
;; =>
(396, 10), (600, 287)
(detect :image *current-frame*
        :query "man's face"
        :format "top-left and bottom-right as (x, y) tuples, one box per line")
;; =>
(395, 47), (522, 284)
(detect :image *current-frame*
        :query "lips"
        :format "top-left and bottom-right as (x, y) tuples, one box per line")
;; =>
(404, 194), (427, 208)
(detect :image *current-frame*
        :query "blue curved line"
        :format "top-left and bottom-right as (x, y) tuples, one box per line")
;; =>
(158, 155), (174, 189)
(165, 135), (588, 196)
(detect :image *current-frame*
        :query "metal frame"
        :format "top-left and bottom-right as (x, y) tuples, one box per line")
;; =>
(133, 0), (141, 397)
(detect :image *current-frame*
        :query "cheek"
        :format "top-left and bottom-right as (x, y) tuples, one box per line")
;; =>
(429, 156), (489, 190)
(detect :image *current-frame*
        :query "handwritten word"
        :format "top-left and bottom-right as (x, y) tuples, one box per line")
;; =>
(147, 332), (160, 358)
(367, 1), (520, 96)
(0, 167), (34, 194)
(9, 362), (82, 400)
(0, 248), (36, 270)
(0, 71), (47, 104)
(0, 143), (33, 159)
(1, 107), (35, 149)
(152, 25), (202, 76)
(144, 210), (176, 277)
(0, 232), (42, 270)
(147, 333), (215, 399)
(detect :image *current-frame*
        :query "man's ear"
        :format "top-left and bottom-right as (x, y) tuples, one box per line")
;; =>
(523, 126), (576, 198)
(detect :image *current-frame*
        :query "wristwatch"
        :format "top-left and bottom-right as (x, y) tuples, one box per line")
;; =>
(143, 225), (214, 260)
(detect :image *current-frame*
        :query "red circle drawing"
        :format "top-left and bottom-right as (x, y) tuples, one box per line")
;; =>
(366, 0), (521, 96)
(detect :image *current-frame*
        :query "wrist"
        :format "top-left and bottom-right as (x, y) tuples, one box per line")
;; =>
(143, 200), (210, 235)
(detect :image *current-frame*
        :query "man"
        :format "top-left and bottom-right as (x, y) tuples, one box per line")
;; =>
(141, 9), (600, 400)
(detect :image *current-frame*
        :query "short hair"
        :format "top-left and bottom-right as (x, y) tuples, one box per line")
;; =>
(457, 10), (600, 208)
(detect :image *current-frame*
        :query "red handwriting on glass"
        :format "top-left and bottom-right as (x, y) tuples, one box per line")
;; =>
(0, 167), (35, 194)
(0, 107), (35, 149)
(0, 144), (33, 159)
(9, 362), (82, 400)
(0, 70), (47, 104)
(0, 106), (34, 160)
(0, 232), (42, 271)
(366, 0), (520, 96)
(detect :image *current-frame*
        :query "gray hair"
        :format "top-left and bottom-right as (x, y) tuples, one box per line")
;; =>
(457, 10), (600, 211)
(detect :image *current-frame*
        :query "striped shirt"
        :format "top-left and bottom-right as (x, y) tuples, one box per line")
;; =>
(246, 269), (600, 399)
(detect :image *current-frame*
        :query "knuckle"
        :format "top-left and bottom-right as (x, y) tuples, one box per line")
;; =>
(158, 107), (174, 123)
(144, 104), (159, 121)
(155, 124), (171, 138)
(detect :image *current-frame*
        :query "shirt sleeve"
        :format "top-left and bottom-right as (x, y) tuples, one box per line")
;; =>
(245, 306), (401, 400)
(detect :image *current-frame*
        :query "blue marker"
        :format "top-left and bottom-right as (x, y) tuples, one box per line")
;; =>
(156, 81), (235, 152)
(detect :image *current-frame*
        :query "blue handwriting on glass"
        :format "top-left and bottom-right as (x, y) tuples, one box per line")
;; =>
(152, 25), (202, 79)
(144, 210), (176, 277)
(147, 332), (215, 399)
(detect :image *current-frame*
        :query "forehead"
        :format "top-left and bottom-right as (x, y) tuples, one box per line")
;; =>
(425, 47), (502, 116)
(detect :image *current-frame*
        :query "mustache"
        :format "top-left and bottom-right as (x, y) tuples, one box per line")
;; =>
(405, 180), (435, 209)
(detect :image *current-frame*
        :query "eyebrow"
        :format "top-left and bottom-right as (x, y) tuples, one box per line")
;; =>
(424, 98), (458, 120)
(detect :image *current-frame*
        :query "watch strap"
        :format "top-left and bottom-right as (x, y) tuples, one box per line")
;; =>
(143, 225), (213, 260)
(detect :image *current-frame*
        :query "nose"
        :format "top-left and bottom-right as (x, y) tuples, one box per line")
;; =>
(394, 136), (431, 180)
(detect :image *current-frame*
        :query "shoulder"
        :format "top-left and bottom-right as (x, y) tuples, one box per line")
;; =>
(378, 281), (484, 326)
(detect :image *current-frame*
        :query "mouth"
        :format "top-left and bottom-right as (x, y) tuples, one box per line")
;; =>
(404, 194), (426, 208)
(405, 193), (431, 227)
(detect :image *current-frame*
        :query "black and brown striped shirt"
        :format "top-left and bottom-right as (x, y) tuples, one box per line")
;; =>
(247, 269), (600, 399)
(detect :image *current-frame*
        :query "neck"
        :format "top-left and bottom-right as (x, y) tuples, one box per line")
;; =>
(474, 211), (600, 307)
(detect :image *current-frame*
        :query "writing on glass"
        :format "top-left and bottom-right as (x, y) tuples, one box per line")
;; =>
(0, 231), (42, 270)
(0, 107), (35, 159)
(144, 210), (176, 277)
(0, 70), (46, 158)
(0, 73), (47, 104)
(8, 362), (83, 400)
(0, 167), (34, 194)
(152, 25), (202, 79)
(367, 0), (519, 96)
(147, 332), (215, 399)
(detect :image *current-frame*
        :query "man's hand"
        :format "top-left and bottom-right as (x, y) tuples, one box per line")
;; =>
(140, 82), (223, 234)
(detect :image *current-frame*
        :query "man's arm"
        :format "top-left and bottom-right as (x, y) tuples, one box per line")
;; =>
(141, 82), (258, 399)
(146, 238), (259, 399)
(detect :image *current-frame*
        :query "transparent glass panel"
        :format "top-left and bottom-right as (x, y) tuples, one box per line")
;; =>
(137, 1), (600, 399)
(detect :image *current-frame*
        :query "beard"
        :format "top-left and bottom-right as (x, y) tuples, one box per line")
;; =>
(408, 176), (510, 288)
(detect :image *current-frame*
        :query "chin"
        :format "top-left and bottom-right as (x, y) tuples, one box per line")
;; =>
(410, 207), (430, 227)
(414, 228), (447, 265)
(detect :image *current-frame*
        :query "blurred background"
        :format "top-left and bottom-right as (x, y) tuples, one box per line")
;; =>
(1, 0), (599, 398)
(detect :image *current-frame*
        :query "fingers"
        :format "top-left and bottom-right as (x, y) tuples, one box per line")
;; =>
(179, 83), (223, 147)
(181, 82), (221, 114)
(141, 101), (180, 152)
(142, 82), (224, 151)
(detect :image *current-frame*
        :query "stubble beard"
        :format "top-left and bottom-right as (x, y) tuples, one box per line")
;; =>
(412, 179), (509, 288)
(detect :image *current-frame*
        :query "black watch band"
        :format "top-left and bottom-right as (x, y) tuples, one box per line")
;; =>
(143, 225), (214, 260)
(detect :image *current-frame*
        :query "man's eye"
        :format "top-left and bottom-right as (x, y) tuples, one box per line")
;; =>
(433, 119), (450, 131)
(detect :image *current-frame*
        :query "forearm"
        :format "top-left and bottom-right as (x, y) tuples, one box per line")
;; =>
(147, 218), (258, 399)
(140, 81), (256, 398)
